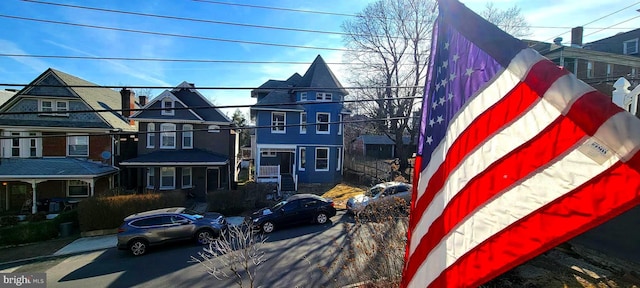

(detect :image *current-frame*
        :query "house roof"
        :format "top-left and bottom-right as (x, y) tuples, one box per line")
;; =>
(0, 158), (118, 179)
(2, 68), (137, 132)
(0, 90), (16, 106)
(251, 90), (304, 111)
(119, 149), (229, 166)
(296, 55), (348, 95)
(132, 81), (231, 123)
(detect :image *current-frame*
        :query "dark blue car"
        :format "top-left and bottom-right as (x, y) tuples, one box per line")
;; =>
(250, 194), (336, 233)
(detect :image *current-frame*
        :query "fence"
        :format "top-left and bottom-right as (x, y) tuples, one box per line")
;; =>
(344, 155), (414, 185)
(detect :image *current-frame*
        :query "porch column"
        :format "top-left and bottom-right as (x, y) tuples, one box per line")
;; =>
(31, 180), (37, 214)
(90, 179), (95, 196)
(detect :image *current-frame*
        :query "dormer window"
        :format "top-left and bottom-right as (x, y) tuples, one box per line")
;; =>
(162, 99), (174, 116)
(39, 99), (68, 116)
(316, 93), (332, 101)
(624, 38), (638, 55)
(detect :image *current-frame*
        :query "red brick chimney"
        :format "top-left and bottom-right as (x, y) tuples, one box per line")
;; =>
(139, 95), (147, 107)
(571, 26), (583, 48)
(120, 88), (135, 125)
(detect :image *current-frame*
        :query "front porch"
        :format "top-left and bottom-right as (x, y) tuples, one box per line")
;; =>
(255, 147), (299, 196)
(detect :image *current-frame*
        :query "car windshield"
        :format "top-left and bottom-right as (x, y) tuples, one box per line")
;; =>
(367, 186), (384, 197)
(272, 200), (287, 211)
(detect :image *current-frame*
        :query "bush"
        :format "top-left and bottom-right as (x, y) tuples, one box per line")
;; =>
(78, 191), (185, 232)
(207, 182), (279, 216)
(0, 220), (59, 246)
(54, 209), (79, 228)
(27, 211), (47, 223)
(0, 216), (18, 227)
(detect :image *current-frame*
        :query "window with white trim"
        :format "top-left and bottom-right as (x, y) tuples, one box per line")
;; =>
(338, 114), (343, 135)
(300, 92), (307, 101)
(182, 124), (193, 149)
(11, 132), (20, 157)
(68, 180), (89, 197)
(147, 123), (155, 148)
(271, 112), (285, 133)
(147, 168), (155, 188)
(160, 123), (176, 149)
(182, 167), (192, 188)
(606, 64), (613, 77)
(336, 147), (342, 171)
(162, 99), (174, 115)
(28, 132), (37, 157)
(261, 150), (276, 157)
(586, 61), (594, 79)
(624, 38), (639, 55)
(68, 135), (89, 156)
(39, 100), (68, 115)
(160, 167), (175, 189)
(315, 147), (329, 171)
(300, 112), (307, 134)
(299, 147), (306, 171)
(316, 112), (330, 134)
(4, 131), (42, 158)
(316, 93), (332, 101)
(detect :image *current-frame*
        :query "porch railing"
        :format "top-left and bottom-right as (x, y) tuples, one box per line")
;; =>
(257, 165), (281, 195)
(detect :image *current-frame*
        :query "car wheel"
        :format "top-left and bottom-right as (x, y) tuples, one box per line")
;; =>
(262, 221), (275, 233)
(316, 212), (328, 224)
(196, 229), (215, 245)
(129, 239), (147, 256)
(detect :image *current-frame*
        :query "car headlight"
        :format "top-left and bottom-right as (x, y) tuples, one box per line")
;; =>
(252, 217), (260, 223)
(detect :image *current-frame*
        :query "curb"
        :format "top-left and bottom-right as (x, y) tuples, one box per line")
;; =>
(0, 246), (112, 271)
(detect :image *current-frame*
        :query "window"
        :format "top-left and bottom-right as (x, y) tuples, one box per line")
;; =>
(316, 93), (332, 101)
(162, 99), (174, 115)
(300, 92), (307, 101)
(606, 64), (613, 77)
(338, 114), (343, 135)
(299, 147), (306, 171)
(586, 61), (594, 78)
(182, 167), (192, 188)
(300, 112), (307, 134)
(68, 180), (89, 197)
(39, 100), (68, 115)
(160, 123), (176, 149)
(11, 132), (19, 157)
(316, 113), (330, 134)
(208, 125), (220, 133)
(160, 167), (175, 189)
(29, 132), (37, 157)
(271, 112), (285, 133)
(624, 38), (639, 55)
(336, 147), (342, 171)
(147, 168), (155, 188)
(315, 147), (329, 171)
(261, 150), (276, 157)
(147, 123), (155, 148)
(182, 124), (193, 149)
(68, 135), (89, 156)
(632, 68), (637, 77)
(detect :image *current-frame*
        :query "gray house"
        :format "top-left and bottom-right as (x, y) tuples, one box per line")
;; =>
(0, 68), (138, 214)
(121, 82), (238, 199)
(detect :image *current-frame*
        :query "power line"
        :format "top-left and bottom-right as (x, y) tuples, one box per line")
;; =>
(0, 83), (423, 90)
(583, 15), (640, 38)
(0, 14), (354, 52)
(22, 0), (364, 37)
(0, 95), (424, 116)
(0, 54), (357, 65)
(192, 0), (360, 18)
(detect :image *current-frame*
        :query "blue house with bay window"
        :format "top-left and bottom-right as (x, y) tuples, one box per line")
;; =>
(251, 55), (349, 192)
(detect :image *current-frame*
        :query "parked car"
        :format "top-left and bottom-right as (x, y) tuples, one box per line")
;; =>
(250, 194), (336, 233)
(117, 207), (227, 256)
(346, 182), (412, 216)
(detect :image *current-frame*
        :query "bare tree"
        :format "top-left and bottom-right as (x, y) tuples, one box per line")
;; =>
(342, 0), (531, 179)
(480, 3), (531, 38)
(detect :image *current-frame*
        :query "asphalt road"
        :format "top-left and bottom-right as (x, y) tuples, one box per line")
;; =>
(9, 211), (355, 288)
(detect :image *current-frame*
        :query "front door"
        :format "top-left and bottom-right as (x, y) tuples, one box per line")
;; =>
(279, 152), (292, 174)
(207, 168), (220, 192)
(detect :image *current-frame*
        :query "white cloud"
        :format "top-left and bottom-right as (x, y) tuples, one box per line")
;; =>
(0, 39), (50, 73)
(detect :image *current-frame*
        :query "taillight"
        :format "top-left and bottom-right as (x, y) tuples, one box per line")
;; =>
(330, 201), (335, 207)
(117, 227), (125, 233)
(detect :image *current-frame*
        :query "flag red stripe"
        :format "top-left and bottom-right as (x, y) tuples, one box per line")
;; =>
(523, 59), (569, 96)
(566, 91), (624, 136)
(430, 152), (640, 287)
(409, 81), (540, 232)
(403, 113), (586, 283)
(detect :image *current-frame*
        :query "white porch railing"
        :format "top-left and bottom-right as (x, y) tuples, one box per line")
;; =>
(613, 77), (639, 115)
(257, 165), (281, 195)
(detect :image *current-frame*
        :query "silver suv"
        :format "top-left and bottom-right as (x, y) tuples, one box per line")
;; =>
(117, 207), (227, 256)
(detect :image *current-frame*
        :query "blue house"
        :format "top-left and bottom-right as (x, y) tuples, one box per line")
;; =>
(251, 55), (349, 192)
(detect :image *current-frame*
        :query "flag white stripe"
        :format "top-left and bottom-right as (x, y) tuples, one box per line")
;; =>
(410, 92), (561, 254)
(409, 142), (620, 287)
(594, 112), (640, 160)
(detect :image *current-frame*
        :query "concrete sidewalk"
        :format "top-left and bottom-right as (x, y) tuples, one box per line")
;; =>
(0, 216), (246, 270)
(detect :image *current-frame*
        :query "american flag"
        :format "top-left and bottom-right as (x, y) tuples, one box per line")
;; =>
(402, 0), (640, 287)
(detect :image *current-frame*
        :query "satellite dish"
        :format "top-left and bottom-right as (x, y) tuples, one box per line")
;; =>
(101, 151), (112, 160)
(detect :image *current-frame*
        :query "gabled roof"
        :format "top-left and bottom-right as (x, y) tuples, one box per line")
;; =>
(131, 81), (231, 124)
(251, 90), (304, 111)
(0, 68), (137, 132)
(297, 55), (348, 95)
(0, 90), (16, 106)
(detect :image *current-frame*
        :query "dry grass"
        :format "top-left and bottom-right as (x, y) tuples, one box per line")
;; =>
(320, 183), (368, 209)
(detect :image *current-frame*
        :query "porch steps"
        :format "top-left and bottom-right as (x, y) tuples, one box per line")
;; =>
(281, 174), (296, 192)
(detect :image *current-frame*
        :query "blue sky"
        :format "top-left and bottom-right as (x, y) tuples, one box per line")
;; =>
(0, 0), (639, 117)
